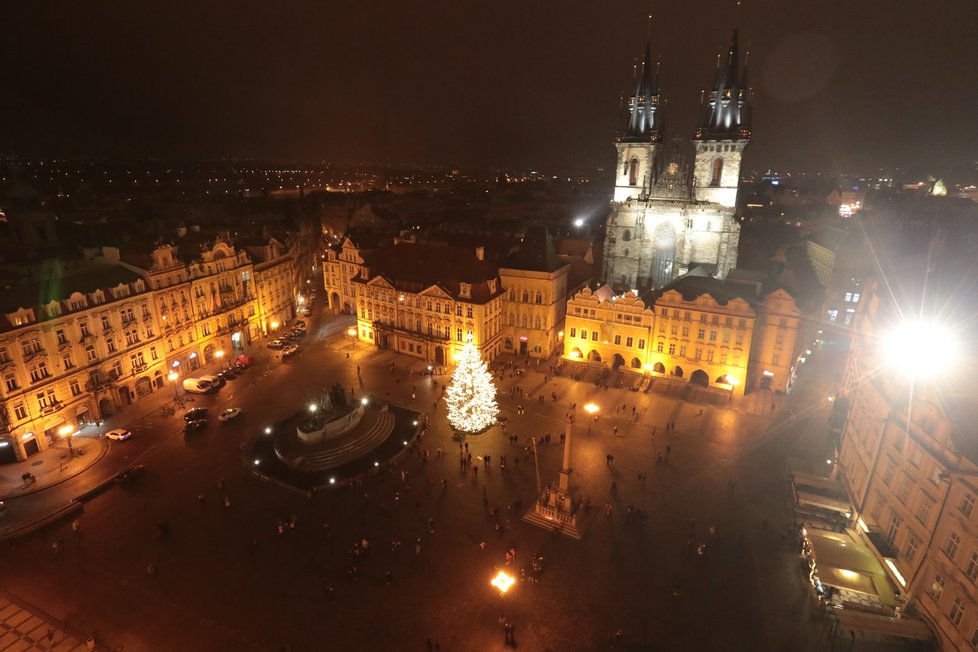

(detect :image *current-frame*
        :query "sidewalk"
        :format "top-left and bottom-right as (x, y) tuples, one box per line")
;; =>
(0, 588), (102, 651)
(0, 438), (107, 501)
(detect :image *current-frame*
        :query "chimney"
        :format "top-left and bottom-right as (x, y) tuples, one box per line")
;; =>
(475, 246), (485, 261)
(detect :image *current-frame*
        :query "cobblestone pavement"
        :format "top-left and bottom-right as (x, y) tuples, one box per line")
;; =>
(0, 309), (916, 651)
(0, 590), (96, 651)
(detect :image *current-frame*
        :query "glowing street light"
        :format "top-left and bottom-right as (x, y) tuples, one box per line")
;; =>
(491, 570), (515, 622)
(167, 371), (180, 400)
(347, 327), (358, 351)
(215, 349), (225, 370)
(58, 424), (76, 454)
(881, 320), (958, 378)
(584, 403), (599, 436)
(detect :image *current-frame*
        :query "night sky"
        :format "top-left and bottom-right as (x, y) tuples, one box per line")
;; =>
(2, 1), (976, 176)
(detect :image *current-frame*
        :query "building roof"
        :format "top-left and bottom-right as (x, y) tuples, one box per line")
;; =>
(503, 225), (563, 273)
(361, 242), (498, 286)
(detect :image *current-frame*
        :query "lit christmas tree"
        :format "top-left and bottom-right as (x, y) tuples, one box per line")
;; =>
(445, 339), (498, 433)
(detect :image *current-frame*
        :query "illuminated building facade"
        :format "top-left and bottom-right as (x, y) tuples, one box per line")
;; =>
(562, 275), (800, 396)
(603, 31), (749, 292)
(837, 281), (978, 648)
(0, 266), (165, 462)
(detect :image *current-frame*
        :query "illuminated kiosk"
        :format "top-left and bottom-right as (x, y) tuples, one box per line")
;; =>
(273, 384), (394, 473)
(522, 419), (587, 540)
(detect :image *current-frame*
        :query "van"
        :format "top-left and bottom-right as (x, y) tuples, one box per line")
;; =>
(199, 374), (223, 388)
(182, 378), (214, 393)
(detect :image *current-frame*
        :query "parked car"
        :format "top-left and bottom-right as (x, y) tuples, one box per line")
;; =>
(291, 327), (306, 338)
(295, 319), (306, 328)
(182, 378), (214, 393)
(267, 340), (285, 350)
(200, 373), (224, 388)
(303, 307), (312, 317)
(183, 419), (207, 435)
(232, 362), (250, 373)
(114, 465), (144, 484)
(218, 369), (237, 381)
(282, 344), (300, 358)
(184, 407), (208, 422)
(235, 355), (254, 367)
(218, 408), (242, 422)
(105, 428), (133, 441)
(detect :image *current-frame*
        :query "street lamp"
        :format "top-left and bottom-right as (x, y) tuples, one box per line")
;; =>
(491, 570), (515, 623)
(167, 371), (180, 400)
(347, 327), (357, 351)
(215, 349), (225, 370)
(584, 403), (599, 436)
(58, 424), (75, 455)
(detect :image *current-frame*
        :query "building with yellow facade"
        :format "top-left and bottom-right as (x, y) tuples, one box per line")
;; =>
(562, 275), (801, 396)
(0, 232), (301, 462)
(325, 228), (592, 365)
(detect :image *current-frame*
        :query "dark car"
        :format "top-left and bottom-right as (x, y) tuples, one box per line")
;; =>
(184, 407), (208, 421)
(183, 419), (207, 435)
(218, 369), (237, 381)
(232, 362), (250, 373)
(114, 465), (145, 484)
(291, 328), (306, 338)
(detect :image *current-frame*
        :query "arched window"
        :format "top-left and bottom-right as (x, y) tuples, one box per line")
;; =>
(535, 292), (542, 304)
(534, 316), (542, 330)
(622, 229), (631, 242)
(629, 158), (639, 186)
(521, 290), (529, 303)
(520, 315), (528, 328)
(623, 249), (629, 257)
(710, 158), (723, 187)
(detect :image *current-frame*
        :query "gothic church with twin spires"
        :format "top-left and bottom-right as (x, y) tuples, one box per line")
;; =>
(602, 30), (751, 292)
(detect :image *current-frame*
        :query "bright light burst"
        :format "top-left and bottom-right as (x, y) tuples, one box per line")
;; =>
(881, 319), (958, 378)
(445, 340), (498, 433)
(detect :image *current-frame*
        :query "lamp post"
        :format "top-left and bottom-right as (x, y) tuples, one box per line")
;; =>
(347, 327), (357, 351)
(167, 371), (179, 401)
(584, 402), (599, 436)
(58, 424), (75, 455)
(215, 349), (225, 370)
(491, 570), (515, 623)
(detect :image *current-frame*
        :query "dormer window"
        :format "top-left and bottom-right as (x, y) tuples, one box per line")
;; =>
(459, 283), (471, 299)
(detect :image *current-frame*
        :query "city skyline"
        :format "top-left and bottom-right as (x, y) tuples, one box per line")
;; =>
(1, 2), (976, 178)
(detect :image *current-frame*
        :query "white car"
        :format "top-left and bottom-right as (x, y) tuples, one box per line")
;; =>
(105, 428), (133, 441)
(218, 408), (242, 422)
(282, 344), (299, 358)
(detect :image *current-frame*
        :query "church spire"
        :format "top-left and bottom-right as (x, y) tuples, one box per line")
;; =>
(693, 28), (751, 141)
(622, 35), (660, 143)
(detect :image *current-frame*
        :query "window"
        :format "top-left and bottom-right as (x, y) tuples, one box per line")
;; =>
(37, 392), (48, 409)
(466, 307), (473, 318)
(886, 516), (900, 545)
(456, 329), (462, 342)
(0, 347), (8, 363)
(622, 230), (631, 242)
(668, 343), (676, 354)
(720, 353), (728, 364)
(150, 346), (158, 361)
(101, 315), (111, 331)
(917, 499), (933, 525)
(706, 350), (714, 362)
(929, 574), (945, 601)
(591, 331), (598, 341)
(569, 328), (576, 338)
(14, 403), (27, 420)
(967, 552), (978, 582)
(969, 623), (978, 648)
(680, 346), (688, 357)
(681, 326), (689, 337)
(772, 353), (780, 366)
(80, 321), (91, 337)
(697, 329), (706, 340)
(775, 334), (784, 346)
(961, 493), (976, 517)
(949, 597), (965, 626)
(580, 329), (588, 340)
(946, 532), (961, 559)
(628, 158), (639, 185)
(671, 325), (678, 336)
(638, 339), (645, 350)
(904, 535), (920, 562)
(898, 477), (911, 502)
(710, 158), (723, 186)
(4, 373), (18, 391)
(86, 345), (97, 362)
(107, 339), (117, 353)
(613, 335), (621, 345)
(656, 341), (664, 352)
(56, 329), (67, 345)
(709, 331), (717, 342)
(882, 461), (895, 486)
(62, 353), (74, 370)
(70, 379), (81, 396)
(456, 305), (462, 316)
(29, 362), (50, 383)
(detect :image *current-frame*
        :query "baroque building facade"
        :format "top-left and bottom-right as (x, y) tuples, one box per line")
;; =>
(0, 234), (300, 462)
(323, 228), (589, 365)
(562, 275), (800, 396)
(603, 31), (750, 292)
